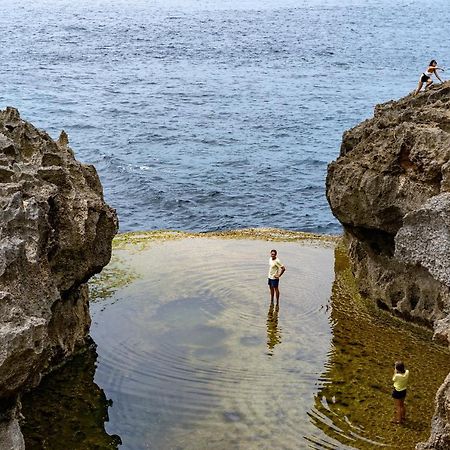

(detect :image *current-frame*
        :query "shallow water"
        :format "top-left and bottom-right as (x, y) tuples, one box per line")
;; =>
(90, 238), (336, 449)
(3, 0), (450, 233)
(21, 235), (449, 449)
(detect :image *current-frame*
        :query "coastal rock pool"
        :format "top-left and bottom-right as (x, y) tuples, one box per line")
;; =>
(21, 232), (449, 449)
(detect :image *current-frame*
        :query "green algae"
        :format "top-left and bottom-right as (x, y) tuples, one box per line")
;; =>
(111, 228), (338, 251)
(89, 254), (137, 301)
(111, 229), (191, 250)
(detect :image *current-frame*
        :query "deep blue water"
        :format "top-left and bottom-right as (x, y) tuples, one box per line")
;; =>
(2, 0), (449, 233)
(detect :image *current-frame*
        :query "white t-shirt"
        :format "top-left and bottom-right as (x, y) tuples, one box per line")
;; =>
(268, 258), (283, 279)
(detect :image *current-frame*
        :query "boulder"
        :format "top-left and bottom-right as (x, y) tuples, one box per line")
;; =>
(0, 107), (118, 442)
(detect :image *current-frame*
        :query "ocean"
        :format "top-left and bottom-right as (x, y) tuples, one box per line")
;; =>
(2, 0), (449, 233)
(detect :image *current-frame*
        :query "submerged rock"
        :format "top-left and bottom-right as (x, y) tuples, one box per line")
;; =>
(0, 107), (118, 444)
(326, 82), (450, 448)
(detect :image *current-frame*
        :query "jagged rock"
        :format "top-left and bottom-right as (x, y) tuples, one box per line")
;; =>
(0, 419), (25, 450)
(346, 233), (450, 326)
(327, 82), (450, 327)
(326, 83), (450, 448)
(0, 107), (118, 442)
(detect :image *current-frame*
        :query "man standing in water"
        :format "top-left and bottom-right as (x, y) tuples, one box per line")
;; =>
(268, 249), (285, 302)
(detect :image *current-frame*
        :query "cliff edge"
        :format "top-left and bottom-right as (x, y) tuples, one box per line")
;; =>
(326, 82), (450, 449)
(0, 107), (118, 448)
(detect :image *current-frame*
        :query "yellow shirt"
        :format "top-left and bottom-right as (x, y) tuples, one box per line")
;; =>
(393, 369), (409, 391)
(268, 258), (283, 279)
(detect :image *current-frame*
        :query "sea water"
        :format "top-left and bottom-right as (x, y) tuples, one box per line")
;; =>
(2, 0), (449, 233)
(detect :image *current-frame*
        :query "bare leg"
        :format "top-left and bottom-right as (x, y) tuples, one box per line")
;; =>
(424, 79), (433, 91)
(400, 399), (406, 422)
(414, 80), (423, 95)
(393, 399), (402, 423)
(274, 286), (280, 302)
(269, 286), (274, 302)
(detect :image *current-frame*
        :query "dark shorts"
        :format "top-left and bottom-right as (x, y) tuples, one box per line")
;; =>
(392, 389), (407, 400)
(421, 74), (431, 83)
(268, 278), (279, 288)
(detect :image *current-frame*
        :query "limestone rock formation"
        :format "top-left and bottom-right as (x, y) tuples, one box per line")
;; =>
(326, 82), (450, 449)
(417, 372), (450, 450)
(0, 107), (118, 445)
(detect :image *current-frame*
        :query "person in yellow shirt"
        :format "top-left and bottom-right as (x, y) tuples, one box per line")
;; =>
(268, 249), (285, 303)
(392, 361), (409, 424)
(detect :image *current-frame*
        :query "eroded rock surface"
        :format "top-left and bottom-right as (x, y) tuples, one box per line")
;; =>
(326, 82), (450, 449)
(416, 373), (450, 450)
(0, 107), (118, 444)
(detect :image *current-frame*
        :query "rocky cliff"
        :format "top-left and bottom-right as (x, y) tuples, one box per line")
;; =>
(326, 82), (450, 449)
(0, 107), (118, 448)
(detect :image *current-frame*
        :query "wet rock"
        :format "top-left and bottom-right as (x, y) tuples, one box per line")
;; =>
(0, 107), (118, 440)
(326, 83), (450, 448)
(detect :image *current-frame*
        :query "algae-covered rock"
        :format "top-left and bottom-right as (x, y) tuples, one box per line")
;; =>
(0, 107), (118, 443)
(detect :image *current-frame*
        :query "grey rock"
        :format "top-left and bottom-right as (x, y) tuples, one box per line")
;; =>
(395, 193), (450, 288)
(416, 373), (450, 450)
(0, 419), (25, 450)
(0, 107), (118, 438)
(0, 402), (25, 450)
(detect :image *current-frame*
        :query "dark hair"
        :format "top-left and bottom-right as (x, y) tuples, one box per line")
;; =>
(395, 361), (405, 373)
(270, 249), (277, 254)
(430, 60), (437, 66)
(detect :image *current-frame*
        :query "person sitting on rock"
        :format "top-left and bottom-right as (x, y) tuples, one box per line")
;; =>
(414, 60), (444, 95)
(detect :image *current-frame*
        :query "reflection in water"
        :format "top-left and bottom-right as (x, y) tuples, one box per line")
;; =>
(306, 245), (450, 449)
(20, 342), (121, 450)
(266, 301), (282, 355)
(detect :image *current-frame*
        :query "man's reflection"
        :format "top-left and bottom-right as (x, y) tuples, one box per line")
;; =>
(267, 301), (282, 355)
